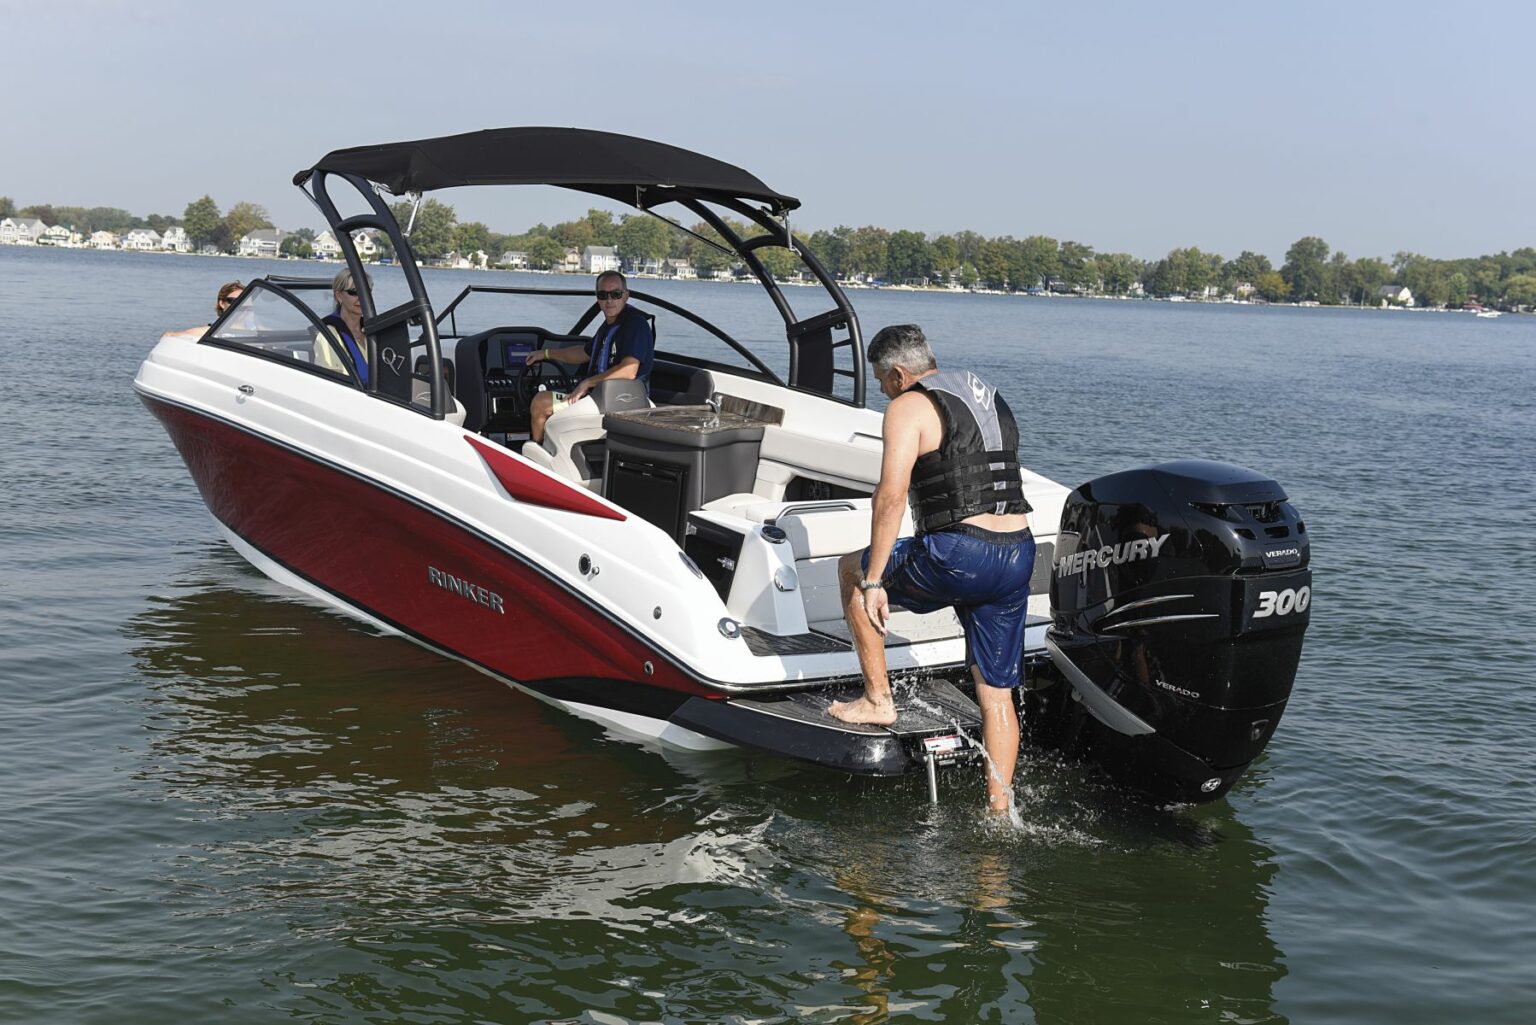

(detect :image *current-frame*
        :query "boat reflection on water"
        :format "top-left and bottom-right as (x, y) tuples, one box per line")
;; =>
(126, 547), (791, 828)
(121, 549), (1287, 1022)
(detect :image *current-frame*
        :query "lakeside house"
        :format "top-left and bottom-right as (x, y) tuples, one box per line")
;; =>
(0, 217), (47, 245)
(441, 250), (490, 269)
(581, 245), (619, 274)
(121, 228), (163, 251)
(559, 247), (581, 274)
(39, 224), (79, 246)
(311, 230), (343, 260)
(238, 228), (289, 258)
(664, 257), (696, 280)
(91, 230), (118, 249)
(1377, 284), (1414, 307)
(161, 226), (191, 252)
(498, 250), (529, 270)
(309, 229), (378, 260)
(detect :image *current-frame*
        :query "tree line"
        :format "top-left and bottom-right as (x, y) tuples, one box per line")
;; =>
(6, 193), (1533, 308)
(372, 199), (1536, 309)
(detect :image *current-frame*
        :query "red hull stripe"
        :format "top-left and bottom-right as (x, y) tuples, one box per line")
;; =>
(140, 394), (714, 700)
(465, 435), (625, 520)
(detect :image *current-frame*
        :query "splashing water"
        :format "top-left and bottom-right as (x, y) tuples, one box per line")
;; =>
(897, 677), (1024, 827)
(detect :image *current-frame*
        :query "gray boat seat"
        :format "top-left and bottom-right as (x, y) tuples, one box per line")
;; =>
(523, 378), (651, 489)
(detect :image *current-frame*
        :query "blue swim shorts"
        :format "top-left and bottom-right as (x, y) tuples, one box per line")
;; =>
(863, 524), (1037, 689)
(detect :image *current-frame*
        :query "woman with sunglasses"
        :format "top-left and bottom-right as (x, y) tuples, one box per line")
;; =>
(165, 280), (245, 339)
(215, 281), (244, 317)
(313, 268), (372, 385)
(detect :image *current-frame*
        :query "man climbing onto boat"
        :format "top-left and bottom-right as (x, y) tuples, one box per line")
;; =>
(829, 324), (1036, 814)
(525, 270), (655, 444)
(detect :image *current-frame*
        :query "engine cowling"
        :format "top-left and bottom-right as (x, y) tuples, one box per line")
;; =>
(1032, 460), (1311, 803)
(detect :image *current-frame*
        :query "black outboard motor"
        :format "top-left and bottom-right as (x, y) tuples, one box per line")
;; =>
(1030, 460), (1310, 804)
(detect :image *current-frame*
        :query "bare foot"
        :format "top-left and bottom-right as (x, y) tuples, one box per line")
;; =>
(828, 696), (897, 725)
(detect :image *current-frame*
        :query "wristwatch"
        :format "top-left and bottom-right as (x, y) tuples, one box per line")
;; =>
(857, 579), (884, 592)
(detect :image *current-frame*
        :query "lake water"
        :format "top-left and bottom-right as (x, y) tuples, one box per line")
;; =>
(2, 245), (1533, 1024)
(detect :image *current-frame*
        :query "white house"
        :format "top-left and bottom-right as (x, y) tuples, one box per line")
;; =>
(310, 229), (379, 260)
(664, 257), (696, 280)
(0, 217), (47, 245)
(311, 230), (343, 260)
(239, 228), (288, 258)
(581, 245), (619, 274)
(498, 250), (528, 270)
(1377, 284), (1414, 307)
(39, 224), (74, 246)
(629, 255), (664, 276)
(161, 226), (191, 253)
(121, 228), (162, 251)
(91, 230), (118, 249)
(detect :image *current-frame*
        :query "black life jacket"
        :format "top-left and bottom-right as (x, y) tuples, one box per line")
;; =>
(908, 370), (1031, 534)
(583, 306), (654, 381)
(321, 313), (369, 386)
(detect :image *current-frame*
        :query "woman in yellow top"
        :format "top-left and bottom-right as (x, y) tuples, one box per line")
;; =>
(312, 268), (371, 383)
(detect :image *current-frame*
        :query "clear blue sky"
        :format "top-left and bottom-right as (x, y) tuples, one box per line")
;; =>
(4, 0), (1533, 264)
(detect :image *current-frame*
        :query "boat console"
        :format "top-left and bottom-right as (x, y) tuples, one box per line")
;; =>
(452, 326), (583, 435)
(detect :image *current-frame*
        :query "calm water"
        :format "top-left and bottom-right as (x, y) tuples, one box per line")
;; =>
(2, 246), (1534, 1024)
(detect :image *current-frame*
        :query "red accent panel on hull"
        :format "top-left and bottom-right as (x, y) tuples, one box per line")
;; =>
(465, 435), (624, 520)
(143, 398), (708, 698)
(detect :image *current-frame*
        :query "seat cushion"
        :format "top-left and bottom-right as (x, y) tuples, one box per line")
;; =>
(774, 506), (873, 560)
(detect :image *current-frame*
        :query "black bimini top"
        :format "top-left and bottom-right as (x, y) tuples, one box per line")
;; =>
(295, 126), (800, 214)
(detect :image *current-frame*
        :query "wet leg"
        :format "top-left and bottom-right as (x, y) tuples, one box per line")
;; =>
(829, 550), (897, 725)
(973, 664), (1020, 815)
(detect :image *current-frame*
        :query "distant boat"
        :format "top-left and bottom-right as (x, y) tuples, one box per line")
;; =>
(1475, 310), (1501, 318)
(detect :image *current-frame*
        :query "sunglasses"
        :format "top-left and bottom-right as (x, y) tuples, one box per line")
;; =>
(595, 289), (626, 300)
(343, 288), (360, 296)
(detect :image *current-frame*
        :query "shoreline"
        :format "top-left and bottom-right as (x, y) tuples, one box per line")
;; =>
(2, 242), (1524, 316)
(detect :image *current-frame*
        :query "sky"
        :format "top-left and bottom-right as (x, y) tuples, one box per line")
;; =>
(3, 0), (1534, 264)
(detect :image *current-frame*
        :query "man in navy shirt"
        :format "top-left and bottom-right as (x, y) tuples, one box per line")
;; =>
(526, 271), (655, 445)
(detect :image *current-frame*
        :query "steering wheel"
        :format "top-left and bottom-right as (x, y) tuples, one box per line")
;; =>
(519, 356), (576, 406)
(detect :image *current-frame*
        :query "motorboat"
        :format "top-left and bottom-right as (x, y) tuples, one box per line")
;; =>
(135, 128), (1312, 804)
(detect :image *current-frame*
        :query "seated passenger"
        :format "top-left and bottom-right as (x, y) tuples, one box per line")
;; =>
(215, 280), (245, 319)
(526, 270), (654, 445)
(313, 268), (371, 385)
(166, 280), (244, 338)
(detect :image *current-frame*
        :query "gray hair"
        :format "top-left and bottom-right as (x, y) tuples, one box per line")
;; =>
(867, 324), (937, 377)
(331, 267), (373, 294)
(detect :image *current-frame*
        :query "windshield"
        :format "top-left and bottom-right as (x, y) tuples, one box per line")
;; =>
(435, 277), (790, 382)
